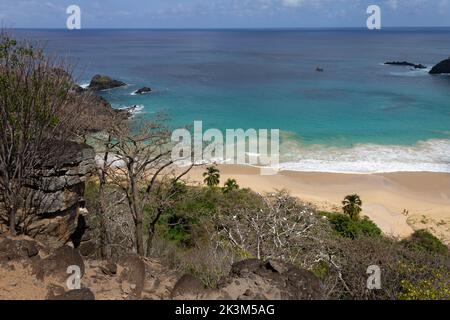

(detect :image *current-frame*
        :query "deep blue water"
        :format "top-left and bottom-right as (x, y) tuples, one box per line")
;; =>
(11, 29), (450, 172)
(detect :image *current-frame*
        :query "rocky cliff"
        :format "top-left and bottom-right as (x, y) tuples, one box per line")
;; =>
(0, 141), (95, 249)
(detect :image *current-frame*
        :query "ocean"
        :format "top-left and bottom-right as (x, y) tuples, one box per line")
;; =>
(11, 28), (450, 173)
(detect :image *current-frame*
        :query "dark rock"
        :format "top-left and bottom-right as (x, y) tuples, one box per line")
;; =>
(46, 284), (66, 297)
(100, 261), (118, 276)
(171, 274), (205, 298)
(85, 95), (132, 131)
(79, 240), (96, 257)
(385, 61), (427, 69)
(88, 74), (126, 91)
(316, 67), (324, 72)
(134, 87), (152, 95)
(221, 259), (325, 300)
(265, 259), (288, 274)
(429, 58), (450, 74)
(48, 288), (95, 300)
(0, 236), (40, 265)
(33, 246), (85, 281)
(117, 254), (146, 298)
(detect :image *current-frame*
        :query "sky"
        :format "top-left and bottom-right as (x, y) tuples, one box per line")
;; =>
(0, 0), (449, 29)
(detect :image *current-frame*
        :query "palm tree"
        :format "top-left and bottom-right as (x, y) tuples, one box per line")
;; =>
(203, 166), (220, 187)
(342, 194), (362, 221)
(223, 179), (239, 193)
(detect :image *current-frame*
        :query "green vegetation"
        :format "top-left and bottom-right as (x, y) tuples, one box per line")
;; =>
(342, 194), (363, 221)
(84, 172), (450, 300)
(324, 212), (382, 239)
(399, 268), (450, 300)
(223, 179), (239, 193)
(203, 166), (220, 187)
(402, 229), (449, 255)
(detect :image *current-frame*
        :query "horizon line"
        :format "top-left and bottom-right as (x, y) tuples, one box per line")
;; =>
(8, 26), (450, 31)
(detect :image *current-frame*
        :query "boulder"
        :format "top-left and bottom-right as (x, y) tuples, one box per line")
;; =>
(171, 259), (325, 300)
(33, 246), (85, 281)
(171, 274), (206, 299)
(48, 288), (95, 300)
(429, 58), (450, 74)
(88, 75), (126, 91)
(385, 61), (426, 69)
(0, 236), (40, 265)
(99, 261), (118, 276)
(117, 254), (146, 298)
(134, 87), (152, 95)
(218, 259), (325, 300)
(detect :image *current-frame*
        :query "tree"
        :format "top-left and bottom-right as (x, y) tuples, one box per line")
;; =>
(215, 190), (329, 261)
(203, 166), (220, 188)
(342, 194), (363, 221)
(223, 179), (239, 194)
(98, 117), (194, 256)
(0, 33), (91, 235)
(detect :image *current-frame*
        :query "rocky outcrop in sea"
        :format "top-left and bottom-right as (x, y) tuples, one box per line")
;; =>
(134, 87), (152, 95)
(429, 58), (450, 74)
(88, 75), (126, 91)
(384, 61), (427, 69)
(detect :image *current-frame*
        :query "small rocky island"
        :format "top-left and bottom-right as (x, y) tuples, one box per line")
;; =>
(88, 74), (126, 91)
(429, 58), (450, 74)
(384, 61), (427, 69)
(134, 87), (152, 95)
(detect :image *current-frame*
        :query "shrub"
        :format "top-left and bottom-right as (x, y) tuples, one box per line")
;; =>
(325, 212), (382, 239)
(402, 229), (449, 255)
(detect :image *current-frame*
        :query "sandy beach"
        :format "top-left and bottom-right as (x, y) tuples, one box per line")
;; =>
(187, 165), (450, 243)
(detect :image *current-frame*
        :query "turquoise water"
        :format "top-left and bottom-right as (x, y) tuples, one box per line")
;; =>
(13, 29), (450, 172)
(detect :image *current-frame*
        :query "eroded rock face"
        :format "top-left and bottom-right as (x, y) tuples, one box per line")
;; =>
(1, 142), (95, 249)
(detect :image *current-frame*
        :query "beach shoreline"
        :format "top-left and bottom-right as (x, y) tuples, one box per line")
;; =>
(186, 165), (450, 243)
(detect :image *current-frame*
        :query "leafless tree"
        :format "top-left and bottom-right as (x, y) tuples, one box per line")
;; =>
(96, 117), (195, 256)
(214, 190), (331, 262)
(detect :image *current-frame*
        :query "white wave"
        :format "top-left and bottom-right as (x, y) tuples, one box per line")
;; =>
(389, 67), (431, 77)
(277, 139), (450, 174)
(131, 105), (144, 113)
(79, 82), (90, 89)
(116, 104), (145, 117)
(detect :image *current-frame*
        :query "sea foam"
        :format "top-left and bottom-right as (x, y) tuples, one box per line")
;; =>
(278, 139), (450, 174)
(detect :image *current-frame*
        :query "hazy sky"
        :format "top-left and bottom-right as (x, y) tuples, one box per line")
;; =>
(1, 0), (450, 28)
